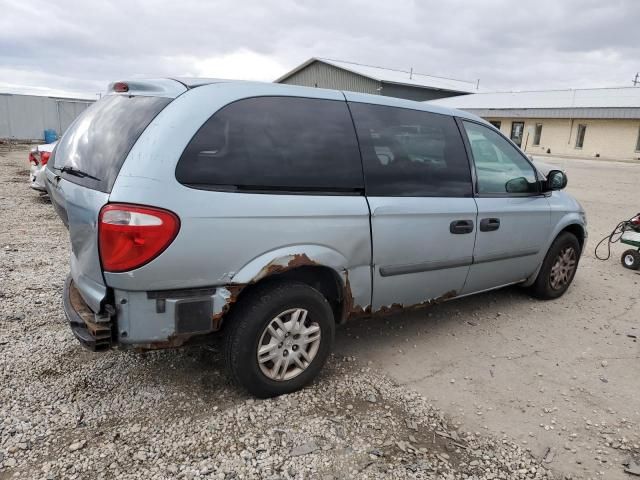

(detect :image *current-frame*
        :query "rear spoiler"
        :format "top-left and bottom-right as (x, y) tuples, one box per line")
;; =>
(106, 79), (188, 99)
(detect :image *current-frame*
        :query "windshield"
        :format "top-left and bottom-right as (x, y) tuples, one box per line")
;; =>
(52, 94), (171, 192)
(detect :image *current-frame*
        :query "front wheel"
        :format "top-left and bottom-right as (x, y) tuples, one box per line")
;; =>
(621, 249), (640, 270)
(223, 281), (335, 398)
(530, 232), (581, 300)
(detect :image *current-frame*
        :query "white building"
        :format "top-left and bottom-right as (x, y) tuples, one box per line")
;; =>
(431, 87), (640, 161)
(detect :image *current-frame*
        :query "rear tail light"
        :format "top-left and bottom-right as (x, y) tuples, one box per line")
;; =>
(29, 151), (39, 166)
(632, 215), (640, 226)
(40, 151), (51, 166)
(98, 204), (180, 272)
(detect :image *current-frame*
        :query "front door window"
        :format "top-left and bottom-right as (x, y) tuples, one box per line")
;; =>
(463, 121), (538, 195)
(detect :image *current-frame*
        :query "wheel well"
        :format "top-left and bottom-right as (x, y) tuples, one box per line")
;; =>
(561, 224), (586, 252)
(225, 266), (344, 327)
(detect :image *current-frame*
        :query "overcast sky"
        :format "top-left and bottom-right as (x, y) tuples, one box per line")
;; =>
(1, 0), (639, 98)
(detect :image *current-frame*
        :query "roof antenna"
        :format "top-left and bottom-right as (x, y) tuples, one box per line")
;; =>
(409, 67), (413, 80)
(476, 79), (480, 90)
(633, 73), (639, 86)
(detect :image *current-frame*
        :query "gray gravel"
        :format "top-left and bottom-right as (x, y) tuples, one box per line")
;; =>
(0, 145), (559, 479)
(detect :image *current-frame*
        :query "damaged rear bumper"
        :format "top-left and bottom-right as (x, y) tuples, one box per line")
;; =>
(63, 275), (114, 352)
(63, 273), (237, 351)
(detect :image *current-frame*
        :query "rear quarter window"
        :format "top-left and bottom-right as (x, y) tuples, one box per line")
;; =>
(52, 95), (171, 192)
(175, 96), (364, 194)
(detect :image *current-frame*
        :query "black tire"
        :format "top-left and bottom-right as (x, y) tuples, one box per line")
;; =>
(223, 281), (335, 398)
(530, 232), (581, 300)
(621, 249), (640, 270)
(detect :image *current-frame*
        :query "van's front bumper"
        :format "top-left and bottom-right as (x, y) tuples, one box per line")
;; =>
(63, 275), (114, 352)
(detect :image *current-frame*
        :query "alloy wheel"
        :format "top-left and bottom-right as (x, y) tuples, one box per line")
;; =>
(549, 246), (577, 290)
(257, 308), (321, 381)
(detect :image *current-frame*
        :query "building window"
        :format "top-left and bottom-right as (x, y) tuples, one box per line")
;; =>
(575, 124), (587, 149)
(636, 126), (640, 152)
(489, 120), (501, 129)
(533, 123), (543, 146)
(510, 121), (525, 147)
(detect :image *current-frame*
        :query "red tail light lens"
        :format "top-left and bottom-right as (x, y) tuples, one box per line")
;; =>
(40, 151), (51, 166)
(99, 204), (180, 272)
(29, 151), (39, 166)
(113, 82), (129, 93)
(632, 215), (640, 226)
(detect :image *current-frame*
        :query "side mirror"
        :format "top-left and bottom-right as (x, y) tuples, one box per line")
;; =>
(505, 176), (530, 193)
(544, 170), (568, 191)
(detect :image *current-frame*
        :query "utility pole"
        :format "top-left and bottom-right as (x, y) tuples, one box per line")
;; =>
(633, 73), (639, 86)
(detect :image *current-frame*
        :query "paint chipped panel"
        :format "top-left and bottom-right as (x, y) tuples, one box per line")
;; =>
(120, 251), (459, 351)
(211, 254), (456, 326)
(211, 285), (243, 324)
(346, 288), (457, 319)
(370, 290), (457, 316)
(131, 262), (457, 351)
(232, 252), (456, 320)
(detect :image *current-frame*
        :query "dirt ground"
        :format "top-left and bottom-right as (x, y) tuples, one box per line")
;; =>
(1, 145), (639, 479)
(336, 154), (640, 479)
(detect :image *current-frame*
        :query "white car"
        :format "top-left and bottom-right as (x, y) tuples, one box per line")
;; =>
(29, 142), (56, 191)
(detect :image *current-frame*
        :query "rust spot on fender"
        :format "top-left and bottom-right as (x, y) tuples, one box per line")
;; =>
(210, 255), (320, 328)
(255, 253), (318, 281)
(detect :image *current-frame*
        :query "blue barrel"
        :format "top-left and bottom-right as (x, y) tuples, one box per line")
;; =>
(44, 129), (58, 144)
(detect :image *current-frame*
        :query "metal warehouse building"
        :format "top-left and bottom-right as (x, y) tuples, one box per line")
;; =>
(275, 58), (477, 101)
(431, 87), (640, 161)
(0, 92), (94, 142)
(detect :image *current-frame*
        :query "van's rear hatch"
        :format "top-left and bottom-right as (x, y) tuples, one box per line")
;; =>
(46, 89), (175, 313)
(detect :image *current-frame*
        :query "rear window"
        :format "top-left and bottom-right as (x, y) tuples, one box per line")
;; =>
(175, 96), (364, 194)
(52, 95), (171, 192)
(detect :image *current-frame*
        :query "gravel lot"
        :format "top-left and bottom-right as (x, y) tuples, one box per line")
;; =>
(0, 144), (636, 480)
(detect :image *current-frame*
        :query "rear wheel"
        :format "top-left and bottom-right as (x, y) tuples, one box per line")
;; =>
(530, 232), (580, 299)
(223, 281), (335, 398)
(621, 249), (640, 270)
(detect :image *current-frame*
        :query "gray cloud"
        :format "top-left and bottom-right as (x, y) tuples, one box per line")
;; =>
(1, 0), (639, 97)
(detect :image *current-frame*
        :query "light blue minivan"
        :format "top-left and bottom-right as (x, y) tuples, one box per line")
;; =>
(46, 78), (587, 397)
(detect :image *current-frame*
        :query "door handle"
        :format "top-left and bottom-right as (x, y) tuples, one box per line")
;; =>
(480, 218), (500, 232)
(450, 219), (474, 234)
